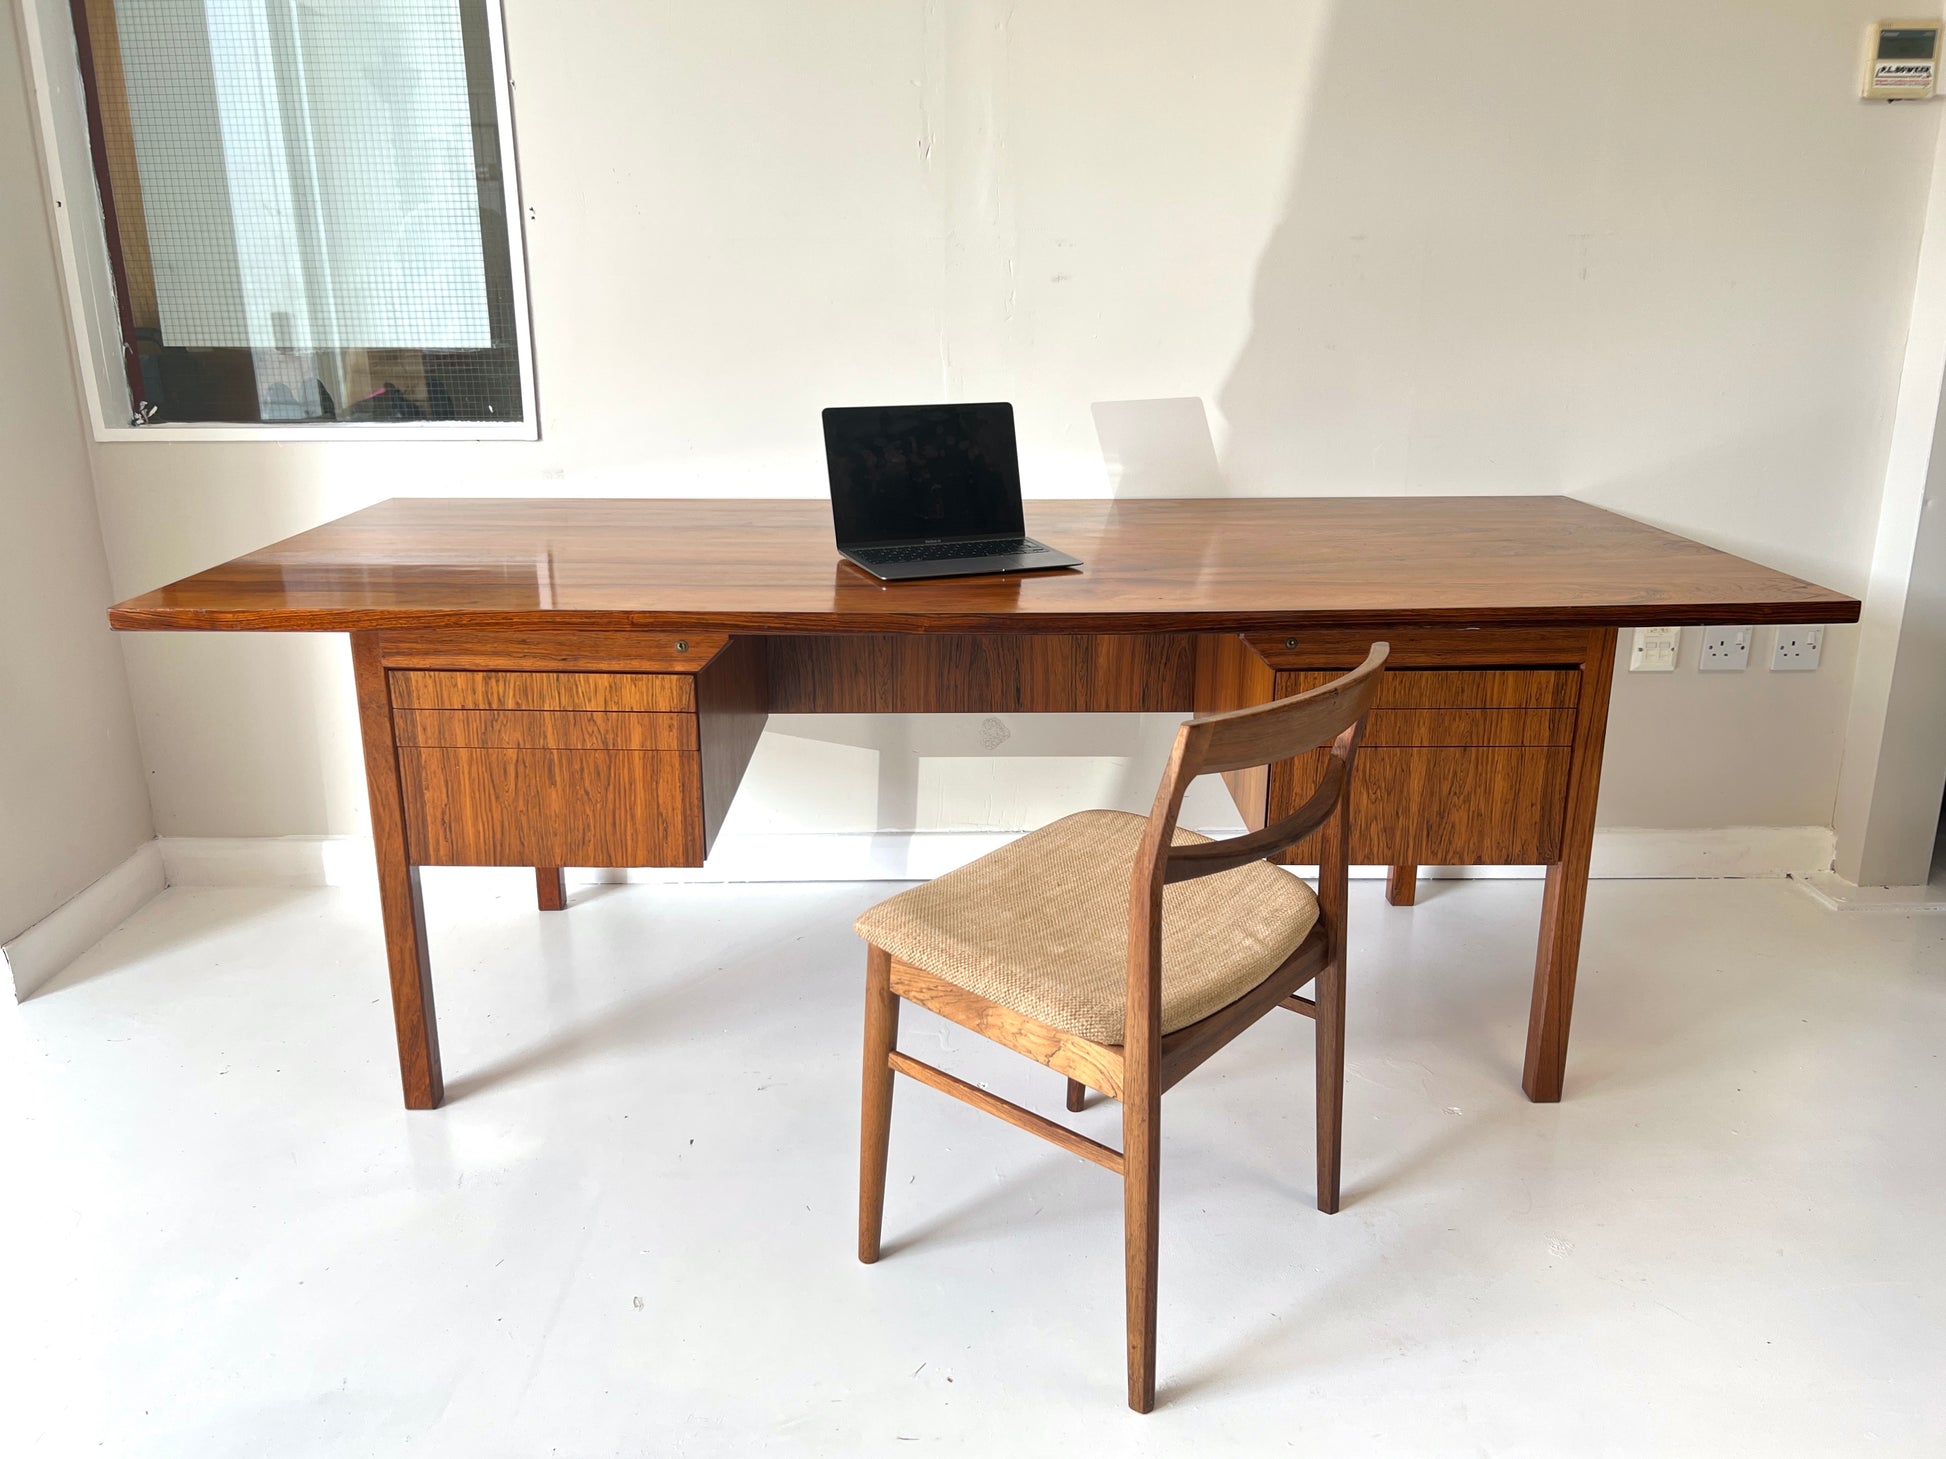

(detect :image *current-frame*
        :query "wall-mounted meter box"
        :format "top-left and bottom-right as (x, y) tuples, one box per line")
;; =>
(1863, 21), (1941, 99)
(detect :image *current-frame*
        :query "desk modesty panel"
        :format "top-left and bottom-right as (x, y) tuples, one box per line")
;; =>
(109, 497), (1859, 1113)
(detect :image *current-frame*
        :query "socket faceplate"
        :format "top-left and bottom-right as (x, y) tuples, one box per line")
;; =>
(1699, 626), (1752, 671)
(1630, 626), (1681, 672)
(1771, 625), (1824, 672)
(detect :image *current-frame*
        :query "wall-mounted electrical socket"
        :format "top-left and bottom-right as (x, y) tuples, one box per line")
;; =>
(1771, 625), (1824, 671)
(1698, 626), (1752, 671)
(1629, 626), (1681, 672)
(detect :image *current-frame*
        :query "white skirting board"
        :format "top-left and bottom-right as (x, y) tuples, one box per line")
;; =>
(1794, 869), (1946, 912)
(156, 825), (1839, 890)
(2, 842), (167, 1001)
(3, 825), (1844, 1002)
(158, 834), (383, 890)
(1587, 826), (1836, 881)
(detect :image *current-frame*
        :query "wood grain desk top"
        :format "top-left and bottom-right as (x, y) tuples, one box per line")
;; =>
(107, 496), (1858, 635)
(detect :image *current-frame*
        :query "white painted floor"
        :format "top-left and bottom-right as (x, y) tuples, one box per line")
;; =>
(2, 874), (1943, 1457)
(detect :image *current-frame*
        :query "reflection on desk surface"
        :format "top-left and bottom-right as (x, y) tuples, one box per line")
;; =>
(268, 552), (557, 612)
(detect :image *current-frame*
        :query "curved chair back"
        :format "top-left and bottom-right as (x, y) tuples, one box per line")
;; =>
(1125, 642), (1390, 1064)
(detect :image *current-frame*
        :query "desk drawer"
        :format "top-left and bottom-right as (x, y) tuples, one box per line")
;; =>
(398, 747), (705, 867)
(1277, 667), (1578, 864)
(1354, 707), (1574, 748)
(391, 676), (704, 865)
(394, 708), (699, 752)
(384, 638), (767, 870)
(1199, 639), (1589, 867)
(1287, 668), (1579, 710)
(389, 670), (695, 713)
(1281, 745), (1570, 865)
(1286, 670), (1577, 746)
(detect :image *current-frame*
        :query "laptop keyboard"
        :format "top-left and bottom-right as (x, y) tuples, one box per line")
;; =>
(851, 538), (1050, 565)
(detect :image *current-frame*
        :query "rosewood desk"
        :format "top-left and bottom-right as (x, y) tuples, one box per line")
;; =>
(108, 497), (1858, 1111)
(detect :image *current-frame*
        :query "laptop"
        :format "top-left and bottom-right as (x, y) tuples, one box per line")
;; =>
(822, 402), (1083, 581)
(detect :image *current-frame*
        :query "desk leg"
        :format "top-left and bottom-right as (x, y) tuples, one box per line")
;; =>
(536, 868), (568, 911)
(351, 634), (444, 1109)
(1522, 628), (1617, 1103)
(1385, 865), (1418, 906)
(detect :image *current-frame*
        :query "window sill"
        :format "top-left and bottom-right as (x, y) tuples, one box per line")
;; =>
(90, 420), (540, 444)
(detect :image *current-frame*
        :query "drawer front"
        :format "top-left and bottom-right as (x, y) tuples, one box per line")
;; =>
(1279, 746), (1571, 865)
(1288, 668), (1579, 710)
(1355, 707), (1575, 748)
(389, 670), (695, 713)
(1247, 627), (1595, 669)
(399, 747), (704, 867)
(394, 708), (698, 752)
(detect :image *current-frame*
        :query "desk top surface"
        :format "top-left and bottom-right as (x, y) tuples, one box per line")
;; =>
(107, 496), (1859, 634)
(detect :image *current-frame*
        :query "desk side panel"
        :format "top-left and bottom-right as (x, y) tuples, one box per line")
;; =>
(1193, 633), (1278, 831)
(696, 636), (770, 852)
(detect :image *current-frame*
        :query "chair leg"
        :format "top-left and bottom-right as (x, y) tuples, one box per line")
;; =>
(858, 945), (900, 1264)
(1313, 956), (1346, 1215)
(1123, 1089), (1161, 1413)
(1066, 1077), (1086, 1112)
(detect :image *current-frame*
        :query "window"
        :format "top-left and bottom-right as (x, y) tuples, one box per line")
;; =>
(57, 0), (532, 432)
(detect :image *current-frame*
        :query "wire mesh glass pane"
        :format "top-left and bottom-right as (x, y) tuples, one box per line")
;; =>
(75, 0), (523, 425)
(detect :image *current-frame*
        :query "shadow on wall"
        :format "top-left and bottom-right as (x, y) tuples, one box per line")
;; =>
(1215, 0), (1604, 498)
(1212, 0), (1898, 558)
(1084, 4), (1628, 506)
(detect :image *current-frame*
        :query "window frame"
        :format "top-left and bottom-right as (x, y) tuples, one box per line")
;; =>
(19, 0), (540, 442)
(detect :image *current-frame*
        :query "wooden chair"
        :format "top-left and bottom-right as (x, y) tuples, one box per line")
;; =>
(853, 643), (1388, 1411)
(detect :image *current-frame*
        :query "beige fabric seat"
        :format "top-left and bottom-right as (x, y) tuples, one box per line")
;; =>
(855, 809), (1320, 1044)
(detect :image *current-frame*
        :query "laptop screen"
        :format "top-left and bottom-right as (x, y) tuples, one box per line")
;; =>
(823, 402), (1026, 547)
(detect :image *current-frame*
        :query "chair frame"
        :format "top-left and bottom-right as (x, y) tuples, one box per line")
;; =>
(857, 642), (1389, 1412)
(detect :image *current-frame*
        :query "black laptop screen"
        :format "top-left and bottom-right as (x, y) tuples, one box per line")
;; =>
(823, 403), (1026, 547)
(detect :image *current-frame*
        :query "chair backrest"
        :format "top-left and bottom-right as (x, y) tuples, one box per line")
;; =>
(1123, 643), (1389, 1061)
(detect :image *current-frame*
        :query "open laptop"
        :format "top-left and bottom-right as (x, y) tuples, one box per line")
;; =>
(822, 402), (1082, 581)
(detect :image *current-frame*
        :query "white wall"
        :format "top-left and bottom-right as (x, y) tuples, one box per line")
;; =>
(0, 5), (152, 941)
(1834, 98), (1946, 888)
(47, 1), (1945, 844)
